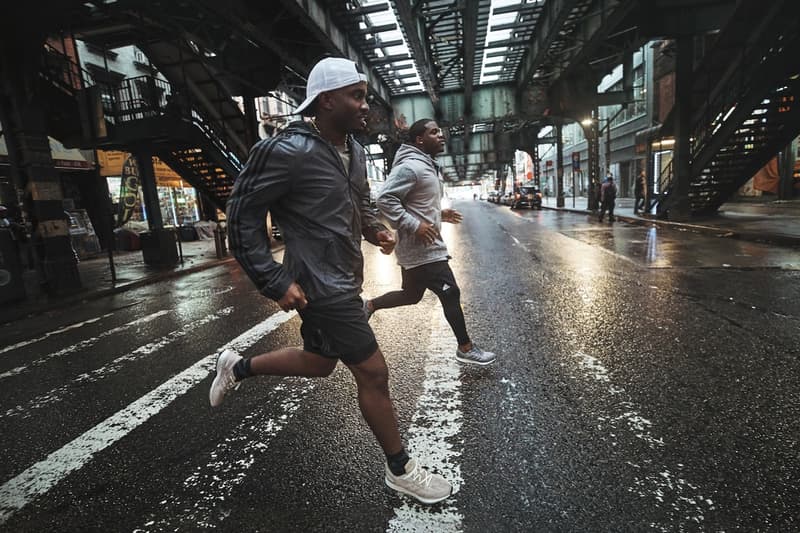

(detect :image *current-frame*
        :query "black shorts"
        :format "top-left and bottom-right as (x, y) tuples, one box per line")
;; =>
(298, 296), (378, 365)
(402, 260), (459, 298)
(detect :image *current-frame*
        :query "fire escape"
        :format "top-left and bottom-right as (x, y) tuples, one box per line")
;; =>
(656, 1), (800, 216)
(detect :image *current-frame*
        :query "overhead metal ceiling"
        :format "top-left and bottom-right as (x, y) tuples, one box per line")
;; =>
(323, 1), (609, 97)
(31, 0), (745, 183)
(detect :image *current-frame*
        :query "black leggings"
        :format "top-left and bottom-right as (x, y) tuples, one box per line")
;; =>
(371, 261), (471, 346)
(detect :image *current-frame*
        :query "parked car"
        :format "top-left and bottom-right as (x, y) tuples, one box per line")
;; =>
(510, 184), (543, 210)
(487, 191), (501, 203)
(501, 192), (515, 206)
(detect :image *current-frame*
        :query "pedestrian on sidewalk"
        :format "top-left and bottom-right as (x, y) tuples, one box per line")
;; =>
(363, 119), (496, 366)
(212, 58), (452, 505)
(634, 170), (646, 214)
(599, 176), (618, 222)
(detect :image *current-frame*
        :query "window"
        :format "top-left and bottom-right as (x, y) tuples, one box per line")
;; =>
(85, 43), (118, 60)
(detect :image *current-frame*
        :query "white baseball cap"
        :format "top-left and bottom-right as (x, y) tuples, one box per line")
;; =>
(295, 57), (368, 115)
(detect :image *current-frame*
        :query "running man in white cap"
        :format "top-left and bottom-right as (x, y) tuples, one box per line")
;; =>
(211, 57), (452, 504)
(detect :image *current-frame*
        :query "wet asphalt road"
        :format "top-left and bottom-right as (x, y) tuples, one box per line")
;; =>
(1, 200), (799, 532)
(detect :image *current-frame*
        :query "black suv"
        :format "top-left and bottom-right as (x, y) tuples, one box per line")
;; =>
(510, 184), (543, 209)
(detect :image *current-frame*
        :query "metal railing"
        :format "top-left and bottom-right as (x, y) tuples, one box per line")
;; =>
(39, 45), (242, 172)
(41, 43), (91, 93)
(690, 30), (792, 159)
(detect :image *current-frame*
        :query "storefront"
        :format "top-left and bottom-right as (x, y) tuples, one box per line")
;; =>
(1, 134), (102, 261)
(96, 150), (200, 229)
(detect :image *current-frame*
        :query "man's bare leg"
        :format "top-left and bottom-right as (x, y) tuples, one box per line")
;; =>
(210, 347), (335, 406)
(249, 347), (337, 378)
(346, 348), (403, 454)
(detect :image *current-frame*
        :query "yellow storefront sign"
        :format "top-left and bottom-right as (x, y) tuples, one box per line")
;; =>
(96, 150), (189, 188)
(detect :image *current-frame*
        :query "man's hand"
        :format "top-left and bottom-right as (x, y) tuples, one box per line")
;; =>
(441, 208), (463, 224)
(375, 229), (396, 255)
(415, 220), (439, 245)
(277, 282), (308, 312)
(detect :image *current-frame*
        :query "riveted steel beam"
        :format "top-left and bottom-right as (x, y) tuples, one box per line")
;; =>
(394, 0), (441, 112)
(516, 0), (582, 91)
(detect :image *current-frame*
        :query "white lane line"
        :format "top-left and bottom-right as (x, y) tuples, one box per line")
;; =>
(0, 310), (296, 526)
(509, 234), (531, 253)
(135, 378), (316, 532)
(570, 351), (715, 527)
(2, 307), (233, 420)
(0, 312), (115, 355)
(0, 310), (171, 381)
(387, 308), (464, 533)
(509, 215), (642, 268)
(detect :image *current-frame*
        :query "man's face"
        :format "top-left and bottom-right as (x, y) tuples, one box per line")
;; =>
(416, 121), (446, 156)
(320, 81), (370, 133)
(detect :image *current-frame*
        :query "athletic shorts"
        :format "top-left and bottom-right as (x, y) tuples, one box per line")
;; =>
(298, 296), (378, 365)
(401, 260), (459, 298)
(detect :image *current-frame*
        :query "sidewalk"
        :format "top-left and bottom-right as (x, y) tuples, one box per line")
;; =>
(2, 239), (237, 325)
(540, 196), (800, 247)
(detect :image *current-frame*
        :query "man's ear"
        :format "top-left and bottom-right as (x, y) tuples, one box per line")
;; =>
(317, 91), (334, 112)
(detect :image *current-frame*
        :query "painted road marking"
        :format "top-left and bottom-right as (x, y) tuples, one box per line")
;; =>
(570, 351), (715, 528)
(0, 310), (296, 525)
(1, 307), (234, 420)
(0, 312), (116, 356)
(387, 306), (464, 533)
(134, 378), (316, 531)
(0, 310), (171, 381)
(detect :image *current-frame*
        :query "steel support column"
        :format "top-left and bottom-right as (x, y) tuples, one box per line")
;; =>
(671, 36), (694, 220)
(135, 152), (163, 230)
(243, 94), (259, 149)
(556, 123), (565, 207)
(605, 118), (612, 177)
(532, 141), (541, 188)
(586, 111), (600, 211)
(0, 34), (81, 294)
(779, 139), (797, 201)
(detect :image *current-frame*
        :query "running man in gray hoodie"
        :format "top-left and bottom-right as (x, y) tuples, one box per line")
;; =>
(365, 119), (496, 365)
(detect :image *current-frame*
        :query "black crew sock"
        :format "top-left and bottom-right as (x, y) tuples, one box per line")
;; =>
(232, 358), (253, 381)
(387, 448), (410, 476)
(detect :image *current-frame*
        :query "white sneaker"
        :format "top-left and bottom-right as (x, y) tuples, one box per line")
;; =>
(385, 458), (452, 505)
(456, 344), (496, 366)
(209, 349), (242, 407)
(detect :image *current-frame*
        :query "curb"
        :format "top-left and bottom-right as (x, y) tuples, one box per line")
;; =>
(541, 205), (800, 247)
(2, 255), (238, 326)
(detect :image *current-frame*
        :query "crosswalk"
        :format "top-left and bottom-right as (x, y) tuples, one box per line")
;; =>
(3, 202), (774, 530)
(0, 306), (296, 525)
(0, 289), (474, 531)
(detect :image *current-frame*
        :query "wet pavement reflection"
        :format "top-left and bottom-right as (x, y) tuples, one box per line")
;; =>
(1, 199), (798, 531)
(509, 208), (800, 269)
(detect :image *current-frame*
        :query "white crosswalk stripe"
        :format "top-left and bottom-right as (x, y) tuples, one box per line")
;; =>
(387, 304), (465, 532)
(1, 307), (233, 420)
(0, 309), (171, 381)
(0, 310), (297, 525)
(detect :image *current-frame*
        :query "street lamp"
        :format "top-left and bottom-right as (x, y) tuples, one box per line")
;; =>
(581, 113), (614, 211)
(582, 116), (612, 176)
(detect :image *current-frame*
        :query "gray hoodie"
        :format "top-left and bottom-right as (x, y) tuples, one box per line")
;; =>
(377, 144), (449, 269)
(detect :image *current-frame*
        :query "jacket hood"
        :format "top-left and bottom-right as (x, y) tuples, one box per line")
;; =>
(283, 120), (365, 151)
(392, 143), (438, 169)
(284, 120), (315, 136)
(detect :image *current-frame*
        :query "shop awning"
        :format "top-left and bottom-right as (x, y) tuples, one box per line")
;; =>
(0, 134), (94, 170)
(96, 150), (189, 187)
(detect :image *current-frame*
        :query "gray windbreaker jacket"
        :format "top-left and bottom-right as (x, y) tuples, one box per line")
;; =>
(226, 121), (387, 306)
(377, 144), (449, 269)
